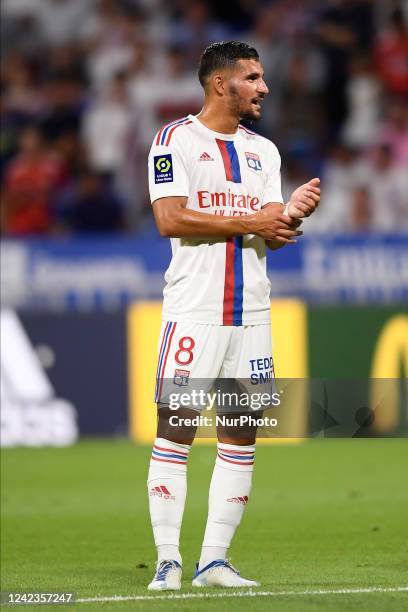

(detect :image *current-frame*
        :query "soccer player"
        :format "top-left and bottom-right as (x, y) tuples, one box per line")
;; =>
(147, 41), (320, 590)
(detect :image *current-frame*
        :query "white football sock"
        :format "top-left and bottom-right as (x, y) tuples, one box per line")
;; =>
(199, 442), (255, 569)
(147, 437), (191, 565)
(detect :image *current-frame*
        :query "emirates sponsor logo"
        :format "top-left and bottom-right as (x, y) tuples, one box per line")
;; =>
(199, 152), (214, 161)
(149, 485), (175, 500)
(197, 189), (260, 213)
(227, 495), (249, 505)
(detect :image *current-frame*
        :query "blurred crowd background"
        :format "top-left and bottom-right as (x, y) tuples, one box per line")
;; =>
(1, 1), (407, 447)
(1, 0), (407, 237)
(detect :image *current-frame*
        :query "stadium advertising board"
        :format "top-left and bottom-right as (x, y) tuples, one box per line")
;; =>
(128, 302), (408, 442)
(0, 310), (78, 447)
(1, 310), (128, 446)
(1, 304), (406, 446)
(2, 234), (407, 310)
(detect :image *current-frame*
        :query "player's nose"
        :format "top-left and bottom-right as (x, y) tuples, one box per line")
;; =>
(258, 80), (269, 95)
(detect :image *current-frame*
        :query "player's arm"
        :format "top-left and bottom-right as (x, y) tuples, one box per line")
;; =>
(152, 197), (302, 243)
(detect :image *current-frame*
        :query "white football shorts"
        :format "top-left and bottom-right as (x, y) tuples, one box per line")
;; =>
(154, 321), (275, 411)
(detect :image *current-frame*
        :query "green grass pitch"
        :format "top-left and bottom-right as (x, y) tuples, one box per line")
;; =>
(1, 439), (408, 611)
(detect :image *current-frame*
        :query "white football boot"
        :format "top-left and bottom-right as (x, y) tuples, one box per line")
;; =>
(192, 559), (260, 588)
(147, 560), (182, 591)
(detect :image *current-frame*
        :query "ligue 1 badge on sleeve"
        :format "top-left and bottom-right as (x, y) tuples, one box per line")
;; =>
(154, 154), (173, 183)
(173, 369), (190, 386)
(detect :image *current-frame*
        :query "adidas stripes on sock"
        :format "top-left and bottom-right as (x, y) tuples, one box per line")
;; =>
(199, 442), (255, 569)
(147, 437), (191, 565)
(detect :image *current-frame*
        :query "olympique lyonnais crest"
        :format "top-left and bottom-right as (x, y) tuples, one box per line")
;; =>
(245, 151), (262, 171)
(173, 369), (190, 386)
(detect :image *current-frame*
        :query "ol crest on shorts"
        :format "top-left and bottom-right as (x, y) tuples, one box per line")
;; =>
(154, 154), (173, 183)
(174, 368), (190, 386)
(245, 151), (262, 172)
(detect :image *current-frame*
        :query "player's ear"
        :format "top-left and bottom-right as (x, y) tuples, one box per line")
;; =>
(212, 73), (226, 96)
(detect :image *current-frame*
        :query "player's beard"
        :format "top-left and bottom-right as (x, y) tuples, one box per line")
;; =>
(228, 85), (262, 123)
(240, 108), (259, 123)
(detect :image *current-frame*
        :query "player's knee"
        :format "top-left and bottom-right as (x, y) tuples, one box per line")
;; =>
(156, 405), (197, 444)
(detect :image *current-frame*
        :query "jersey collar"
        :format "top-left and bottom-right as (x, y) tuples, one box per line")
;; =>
(189, 114), (239, 140)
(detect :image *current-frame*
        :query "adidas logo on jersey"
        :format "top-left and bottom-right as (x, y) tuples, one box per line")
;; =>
(227, 495), (248, 505)
(198, 151), (214, 161)
(149, 485), (175, 500)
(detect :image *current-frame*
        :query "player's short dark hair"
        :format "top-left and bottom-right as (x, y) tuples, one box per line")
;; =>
(198, 41), (259, 88)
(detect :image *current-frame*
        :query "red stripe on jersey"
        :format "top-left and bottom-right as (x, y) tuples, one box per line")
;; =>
(155, 126), (165, 146)
(156, 116), (188, 145)
(157, 322), (177, 401)
(216, 139), (233, 181)
(155, 120), (174, 146)
(164, 120), (192, 146)
(223, 238), (235, 325)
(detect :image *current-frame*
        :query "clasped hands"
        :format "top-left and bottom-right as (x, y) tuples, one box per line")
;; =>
(254, 178), (321, 244)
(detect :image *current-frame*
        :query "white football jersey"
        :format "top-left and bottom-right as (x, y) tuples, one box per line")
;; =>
(148, 114), (283, 326)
